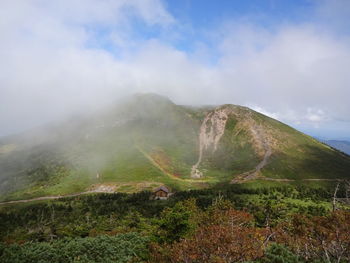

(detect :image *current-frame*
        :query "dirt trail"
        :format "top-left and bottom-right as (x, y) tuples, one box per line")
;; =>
(232, 177), (343, 184)
(0, 188), (110, 206)
(1, 177), (342, 205)
(231, 124), (272, 183)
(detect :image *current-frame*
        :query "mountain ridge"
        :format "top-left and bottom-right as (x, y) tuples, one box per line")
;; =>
(0, 94), (349, 201)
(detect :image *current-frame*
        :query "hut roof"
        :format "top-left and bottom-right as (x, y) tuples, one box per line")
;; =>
(154, 186), (170, 193)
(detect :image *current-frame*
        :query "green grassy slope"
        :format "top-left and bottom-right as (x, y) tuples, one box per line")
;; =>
(251, 111), (350, 179)
(0, 94), (349, 201)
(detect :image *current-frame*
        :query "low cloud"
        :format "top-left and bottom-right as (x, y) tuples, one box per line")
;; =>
(0, 0), (349, 138)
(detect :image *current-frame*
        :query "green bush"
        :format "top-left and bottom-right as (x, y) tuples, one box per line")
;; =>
(155, 199), (198, 243)
(261, 243), (302, 263)
(0, 233), (148, 263)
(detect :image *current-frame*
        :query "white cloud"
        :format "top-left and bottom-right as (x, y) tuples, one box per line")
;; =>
(0, 0), (175, 135)
(0, 0), (349, 138)
(305, 108), (327, 123)
(213, 25), (350, 125)
(248, 106), (280, 120)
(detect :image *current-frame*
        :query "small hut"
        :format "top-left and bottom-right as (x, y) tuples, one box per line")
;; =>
(153, 186), (171, 200)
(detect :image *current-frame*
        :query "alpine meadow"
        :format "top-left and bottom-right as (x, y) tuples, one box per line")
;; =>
(0, 94), (349, 202)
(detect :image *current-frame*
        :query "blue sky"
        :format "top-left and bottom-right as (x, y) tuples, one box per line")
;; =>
(167, 0), (313, 28)
(0, 0), (350, 140)
(97, 0), (317, 56)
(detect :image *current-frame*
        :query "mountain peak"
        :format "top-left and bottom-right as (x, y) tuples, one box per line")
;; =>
(1, 96), (350, 201)
(132, 93), (174, 104)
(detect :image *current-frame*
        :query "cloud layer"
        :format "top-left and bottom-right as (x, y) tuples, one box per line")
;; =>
(0, 0), (349, 138)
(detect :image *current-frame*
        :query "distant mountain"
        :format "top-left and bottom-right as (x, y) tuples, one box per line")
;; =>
(323, 140), (350, 155)
(1, 94), (350, 201)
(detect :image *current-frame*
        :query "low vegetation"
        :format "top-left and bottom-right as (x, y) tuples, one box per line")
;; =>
(1, 183), (349, 262)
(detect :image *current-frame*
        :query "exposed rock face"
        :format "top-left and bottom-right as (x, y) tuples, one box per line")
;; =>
(191, 108), (231, 178)
(191, 105), (274, 179)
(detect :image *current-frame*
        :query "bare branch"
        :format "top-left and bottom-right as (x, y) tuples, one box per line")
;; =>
(333, 182), (340, 212)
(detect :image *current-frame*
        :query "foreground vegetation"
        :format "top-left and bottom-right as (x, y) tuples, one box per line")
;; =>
(0, 183), (349, 262)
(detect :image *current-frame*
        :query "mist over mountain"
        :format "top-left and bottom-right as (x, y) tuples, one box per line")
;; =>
(1, 94), (349, 202)
(1, 1), (350, 140)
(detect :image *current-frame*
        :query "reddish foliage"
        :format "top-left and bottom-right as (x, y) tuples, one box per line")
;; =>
(150, 199), (350, 263)
(150, 208), (267, 263)
(275, 211), (350, 262)
(167, 224), (266, 263)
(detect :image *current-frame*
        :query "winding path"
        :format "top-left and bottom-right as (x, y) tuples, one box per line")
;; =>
(0, 178), (343, 206)
(0, 190), (102, 206)
(231, 125), (272, 183)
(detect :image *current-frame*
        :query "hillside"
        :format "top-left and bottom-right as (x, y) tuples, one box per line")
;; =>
(1, 94), (349, 201)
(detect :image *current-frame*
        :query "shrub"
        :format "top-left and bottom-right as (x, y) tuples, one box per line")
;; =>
(261, 243), (302, 263)
(0, 233), (148, 263)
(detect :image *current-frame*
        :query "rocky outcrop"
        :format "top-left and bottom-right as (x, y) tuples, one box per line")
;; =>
(191, 108), (231, 178)
(191, 106), (274, 179)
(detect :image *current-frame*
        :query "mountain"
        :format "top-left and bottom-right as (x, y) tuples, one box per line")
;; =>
(1, 94), (350, 201)
(323, 140), (350, 155)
